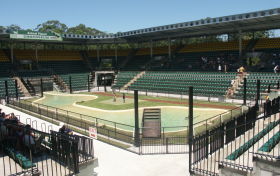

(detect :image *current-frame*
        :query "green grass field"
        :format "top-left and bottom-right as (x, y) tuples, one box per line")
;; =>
(77, 92), (238, 110)
(30, 91), (240, 132)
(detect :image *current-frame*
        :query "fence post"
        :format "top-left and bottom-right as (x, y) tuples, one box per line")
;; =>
(166, 138), (169, 154)
(5, 80), (9, 104)
(188, 86), (194, 174)
(256, 79), (260, 106)
(243, 78), (247, 105)
(88, 75), (90, 92)
(69, 76), (72, 94)
(15, 79), (19, 100)
(134, 90), (140, 147)
(40, 78), (44, 97)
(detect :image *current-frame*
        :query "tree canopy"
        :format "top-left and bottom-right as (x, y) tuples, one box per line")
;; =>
(67, 24), (104, 35)
(36, 20), (68, 34)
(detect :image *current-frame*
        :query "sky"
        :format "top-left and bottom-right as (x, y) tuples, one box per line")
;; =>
(1, 0), (280, 33)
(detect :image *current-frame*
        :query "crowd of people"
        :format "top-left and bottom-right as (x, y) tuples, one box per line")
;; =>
(0, 109), (36, 151)
(0, 109), (74, 154)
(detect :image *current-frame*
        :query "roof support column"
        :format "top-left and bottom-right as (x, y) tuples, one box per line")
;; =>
(35, 43), (38, 64)
(238, 30), (242, 58)
(97, 45), (100, 62)
(10, 42), (14, 64)
(115, 44), (118, 67)
(168, 37), (171, 60)
(150, 40), (153, 59)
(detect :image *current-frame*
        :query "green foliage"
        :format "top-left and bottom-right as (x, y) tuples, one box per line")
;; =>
(36, 20), (68, 34)
(228, 31), (272, 40)
(67, 24), (104, 35)
(6, 24), (21, 32)
(0, 26), (6, 33)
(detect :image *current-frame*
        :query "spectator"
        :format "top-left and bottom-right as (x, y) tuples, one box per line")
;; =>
(123, 93), (126, 103)
(23, 126), (35, 147)
(59, 123), (73, 135)
(0, 121), (8, 141)
(238, 66), (245, 73)
(218, 65), (222, 72)
(274, 65), (279, 73)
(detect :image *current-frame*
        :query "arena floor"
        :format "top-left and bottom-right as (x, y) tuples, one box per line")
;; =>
(32, 91), (233, 132)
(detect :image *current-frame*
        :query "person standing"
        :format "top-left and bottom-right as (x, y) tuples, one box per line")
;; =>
(274, 65), (279, 73)
(123, 93), (126, 103)
(218, 64), (222, 72)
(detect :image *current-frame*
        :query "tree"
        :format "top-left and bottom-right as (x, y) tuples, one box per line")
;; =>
(67, 24), (104, 35)
(0, 26), (6, 33)
(6, 24), (21, 32)
(228, 30), (273, 41)
(36, 20), (68, 33)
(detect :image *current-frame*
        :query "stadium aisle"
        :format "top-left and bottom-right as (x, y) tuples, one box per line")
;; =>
(0, 104), (188, 176)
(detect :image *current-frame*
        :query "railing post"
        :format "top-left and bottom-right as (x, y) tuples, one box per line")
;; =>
(5, 80), (9, 104)
(88, 75), (90, 92)
(256, 79), (260, 106)
(15, 79), (19, 100)
(243, 78), (247, 105)
(134, 90), (140, 147)
(189, 86), (194, 174)
(69, 76), (72, 94)
(40, 78), (44, 97)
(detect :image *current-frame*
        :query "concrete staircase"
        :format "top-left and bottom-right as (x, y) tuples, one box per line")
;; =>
(52, 75), (69, 92)
(122, 71), (145, 90)
(13, 77), (31, 97)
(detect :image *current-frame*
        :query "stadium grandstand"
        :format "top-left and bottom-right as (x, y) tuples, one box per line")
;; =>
(0, 7), (280, 176)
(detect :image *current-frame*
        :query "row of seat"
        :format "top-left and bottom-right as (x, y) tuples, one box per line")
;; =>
(14, 50), (81, 61)
(60, 73), (90, 91)
(0, 78), (23, 98)
(4, 146), (36, 169)
(235, 73), (280, 99)
(226, 120), (280, 160)
(124, 71), (234, 97)
(112, 71), (139, 88)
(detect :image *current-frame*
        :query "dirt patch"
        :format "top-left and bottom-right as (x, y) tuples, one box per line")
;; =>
(94, 92), (236, 110)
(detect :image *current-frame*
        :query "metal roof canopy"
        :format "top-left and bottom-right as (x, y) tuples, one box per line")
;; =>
(1, 8), (280, 44)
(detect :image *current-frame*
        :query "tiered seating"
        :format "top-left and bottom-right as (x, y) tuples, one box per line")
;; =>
(124, 56), (151, 70)
(38, 50), (81, 61)
(4, 146), (36, 169)
(0, 78), (23, 98)
(0, 50), (9, 62)
(16, 70), (51, 78)
(39, 61), (90, 91)
(128, 71), (236, 97)
(179, 40), (248, 53)
(235, 73), (280, 99)
(39, 60), (89, 74)
(258, 131), (280, 152)
(88, 49), (130, 57)
(14, 50), (81, 61)
(112, 71), (139, 89)
(14, 49), (36, 60)
(226, 120), (280, 160)
(254, 38), (280, 49)
(60, 72), (90, 91)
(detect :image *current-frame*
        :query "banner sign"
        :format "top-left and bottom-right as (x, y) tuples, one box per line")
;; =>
(10, 30), (62, 41)
(89, 127), (97, 139)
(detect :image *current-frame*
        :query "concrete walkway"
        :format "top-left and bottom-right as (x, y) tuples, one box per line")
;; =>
(0, 104), (189, 176)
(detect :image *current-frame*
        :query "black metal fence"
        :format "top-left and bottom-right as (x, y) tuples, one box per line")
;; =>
(0, 117), (95, 176)
(190, 97), (280, 175)
(7, 97), (249, 155)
